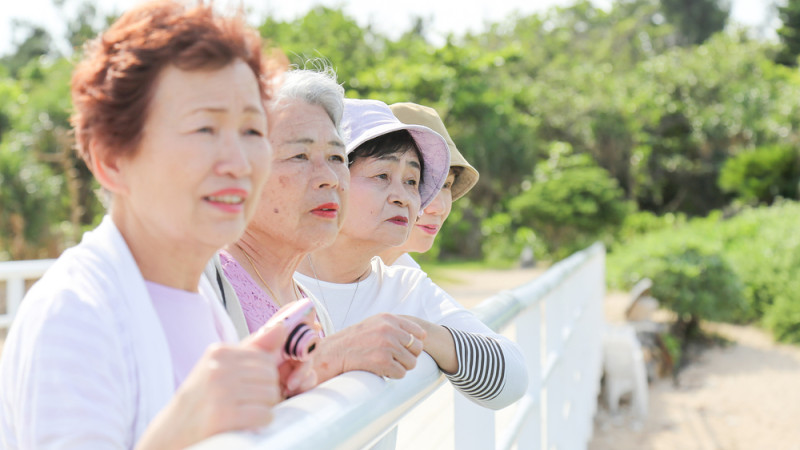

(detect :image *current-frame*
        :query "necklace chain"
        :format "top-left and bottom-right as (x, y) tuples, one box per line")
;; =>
(236, 243), (297, 308)
(307, 255), (368, 330)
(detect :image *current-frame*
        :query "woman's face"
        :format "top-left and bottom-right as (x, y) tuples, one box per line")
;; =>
(401, 169), (456, 254)
(249, 98), (349, 252)
(114, 59), (271, 251)
(339, 148), (422, 250)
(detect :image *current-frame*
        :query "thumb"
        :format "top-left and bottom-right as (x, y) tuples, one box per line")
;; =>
(244, 322), (287, 352)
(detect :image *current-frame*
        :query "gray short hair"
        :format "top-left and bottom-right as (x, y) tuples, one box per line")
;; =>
(271, 63), (345, 134)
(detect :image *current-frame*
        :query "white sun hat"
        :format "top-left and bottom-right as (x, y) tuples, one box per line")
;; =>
(341, 98), (450, 208)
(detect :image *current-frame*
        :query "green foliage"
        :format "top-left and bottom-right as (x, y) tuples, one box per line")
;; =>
(649, 247), (747, 326)
(609, 201), (800, 343)
(257, 6), (380, 83)
(3, 0), (797, 266)
(0, 142), (62, 260)
(659, 0), (730, 46)
(763, 287), (800, 344)
(616, 210), (687, 245)
(508, 142), (631, 259)
(718, 145), (800, 204)
(776, 0), (800, 67)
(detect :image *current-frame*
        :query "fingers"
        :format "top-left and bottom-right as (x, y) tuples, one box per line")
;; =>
(283, 360), (318, 397)
(244, 322), (288, 352)
(401, 333), (424, 357)
(382, 359), (412, 379)
(395, 317), (427, 341)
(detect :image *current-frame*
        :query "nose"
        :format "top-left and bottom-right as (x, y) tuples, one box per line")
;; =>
(388, 179), (412, 207)
(216, 131), (254, 178)
(423, 190), (446, 216)
(312, 157), (340, 189)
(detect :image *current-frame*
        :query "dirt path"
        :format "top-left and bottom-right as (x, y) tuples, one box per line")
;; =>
(590, 321), (800, 450)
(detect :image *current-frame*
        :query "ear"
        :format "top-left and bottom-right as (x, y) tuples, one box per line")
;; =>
(88, 141), (130, 196)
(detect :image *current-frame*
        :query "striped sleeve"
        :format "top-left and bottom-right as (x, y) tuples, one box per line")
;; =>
(441, 326), (506, 402)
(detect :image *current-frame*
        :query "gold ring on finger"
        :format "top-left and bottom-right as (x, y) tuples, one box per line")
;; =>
(404, 334), (415, 349)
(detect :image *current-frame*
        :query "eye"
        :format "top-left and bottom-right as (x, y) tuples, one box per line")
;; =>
(375, 173), (389, 180)
(196, 126), (214, 134)
(442, 180), (453, 189)
(245, 128), (264, 137)
(405, 178), (419, 187)
(329, 153), (346, 163)
(292, 153), (309, 160)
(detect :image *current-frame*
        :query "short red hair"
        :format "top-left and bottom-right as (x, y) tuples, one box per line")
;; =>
(71, 0), (286, 165)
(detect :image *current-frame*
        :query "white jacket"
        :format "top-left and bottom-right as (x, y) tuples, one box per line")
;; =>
(0, 216), (237, 449)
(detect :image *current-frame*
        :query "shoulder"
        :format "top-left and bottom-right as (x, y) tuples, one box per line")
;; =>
(391, 253), (421, 270)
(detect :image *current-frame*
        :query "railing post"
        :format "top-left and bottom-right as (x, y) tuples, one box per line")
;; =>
(516, 302), (542, 450)
(7, 278), (24, 318)
(454, 391), (495, 450)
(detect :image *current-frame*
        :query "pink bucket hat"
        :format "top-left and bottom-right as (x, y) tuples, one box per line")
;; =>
(342, 98), (450, 209)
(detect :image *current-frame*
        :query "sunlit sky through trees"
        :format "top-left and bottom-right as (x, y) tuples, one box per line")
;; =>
(0, 0), (781, 57)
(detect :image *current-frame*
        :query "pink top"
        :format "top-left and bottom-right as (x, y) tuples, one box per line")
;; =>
(219, 250), (282, 333)
(146, 281), (224, 388)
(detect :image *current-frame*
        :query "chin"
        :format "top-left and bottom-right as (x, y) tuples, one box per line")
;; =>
(211, 221), (248, 247)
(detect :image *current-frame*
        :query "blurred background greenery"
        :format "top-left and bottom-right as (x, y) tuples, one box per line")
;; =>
(2, 0), (799, 343)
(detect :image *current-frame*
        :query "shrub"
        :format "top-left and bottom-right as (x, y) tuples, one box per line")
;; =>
(763, 287), (800, 344)
(509, 142), (631, 260)
(718, 145), (800, 205)
(649, 247), (748, 334)
(608, 201), (800, 344)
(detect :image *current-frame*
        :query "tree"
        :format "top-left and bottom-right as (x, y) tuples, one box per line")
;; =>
(776, 0), (800, 66)
(659, 0), (730, 46)
(0, 21), (57, 77)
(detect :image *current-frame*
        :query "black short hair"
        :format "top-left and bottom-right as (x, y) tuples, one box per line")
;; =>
(349, 130), (425, 185)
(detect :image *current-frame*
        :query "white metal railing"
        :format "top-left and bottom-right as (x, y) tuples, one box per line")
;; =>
(0, 259), (56, 328)
(193, 242), (607, 450)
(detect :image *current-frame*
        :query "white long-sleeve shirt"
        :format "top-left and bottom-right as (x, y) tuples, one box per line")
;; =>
(295, 257), (528, 409)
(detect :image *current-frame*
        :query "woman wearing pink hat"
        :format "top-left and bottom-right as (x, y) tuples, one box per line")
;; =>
(296, 98), (527, 409)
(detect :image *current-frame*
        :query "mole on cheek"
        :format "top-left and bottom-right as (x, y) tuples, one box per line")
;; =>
(273, 208), (279, 214)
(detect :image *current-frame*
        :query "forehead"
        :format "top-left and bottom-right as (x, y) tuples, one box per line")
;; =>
(150, 60), (264, 115)
(270, 100), (338, 137)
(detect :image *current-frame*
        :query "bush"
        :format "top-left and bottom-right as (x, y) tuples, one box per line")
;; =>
(718, 145), (800, 205)
(763, 287), (800, 344)
(608, 201), (800, 344)
(649, 247), (747, 333)
(508, 142), (631, 260)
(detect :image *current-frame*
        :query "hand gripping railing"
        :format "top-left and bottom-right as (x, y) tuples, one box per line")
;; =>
(192, 242), (607, 450)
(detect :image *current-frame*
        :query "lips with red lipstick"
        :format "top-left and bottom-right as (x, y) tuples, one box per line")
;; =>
(204, 188), (248, 213)
(387, 215), (409, 226)
(415, 223), (440, 235)
(311, 202), (339, 219)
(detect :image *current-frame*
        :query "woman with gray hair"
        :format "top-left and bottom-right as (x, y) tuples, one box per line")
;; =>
(209, 68), (427, 387)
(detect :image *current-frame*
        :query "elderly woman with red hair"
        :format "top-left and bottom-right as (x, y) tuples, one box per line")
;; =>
(0, 2), (311, 448)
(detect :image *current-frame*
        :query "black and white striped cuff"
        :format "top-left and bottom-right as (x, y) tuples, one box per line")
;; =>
(442, 326), (506, 401)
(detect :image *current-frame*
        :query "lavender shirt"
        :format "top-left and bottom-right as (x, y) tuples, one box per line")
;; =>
(146, 281), (225, 388)
(219, 250), (281, 333)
